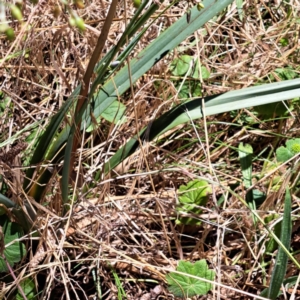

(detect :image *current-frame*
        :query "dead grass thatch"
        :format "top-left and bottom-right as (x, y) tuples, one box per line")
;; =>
(1, 0), (300, 299)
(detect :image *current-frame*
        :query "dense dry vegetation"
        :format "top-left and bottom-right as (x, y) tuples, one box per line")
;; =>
(1, 0), (300, 299)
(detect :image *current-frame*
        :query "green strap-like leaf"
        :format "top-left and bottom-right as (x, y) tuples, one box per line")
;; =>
(0, 193), (17, 209)
(88, 0), (234, 127)
(238, 143), (255, 218)
(26, 0), (234, 201)
(61, 97), (90, 205)
(239, 143), (253, 190)
(0, 194), (34, 232)
(104, 79), (300, 173)
(23, 85), (80, 192)
(267, 188), (292, 299)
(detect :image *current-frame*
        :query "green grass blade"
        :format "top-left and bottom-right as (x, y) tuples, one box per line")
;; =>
(238, 143), (256, 222)
(111, 268), (127, 300)
(44, 0), (167, 169)
(205, 79), (300, 112)
(61, 95), (91, 205)
(0, 193), (17, 209)
(216, 180), (299, 275)
(93, 0), (159, 75)
(0, 193), (34, 232)
(0, 121), (41, 149)
(104, 79), (300, 173)
(85, 0), (234, 127)
(261, 275), (300, 298)
(236, 0), (244, 21)
(23, 85), (80, 193)
(238, 143), (253, 189)
(267, 188), (292, 299)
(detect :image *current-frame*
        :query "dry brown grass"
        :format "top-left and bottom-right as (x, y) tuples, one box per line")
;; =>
(1, 0), (300, 299)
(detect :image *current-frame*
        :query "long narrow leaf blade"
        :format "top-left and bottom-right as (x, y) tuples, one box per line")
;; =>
(0, 193), (17, 208)
(0, 193), (34, 232)
(105, 79), (300, 172)
(23, 85), (80, 191)
(36, 0), (234, 190)
(84, 0), (234, 126)
(267, 188), (292, 299)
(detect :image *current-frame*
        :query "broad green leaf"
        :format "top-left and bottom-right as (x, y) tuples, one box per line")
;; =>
(0, 216), (26, 273)
(16, 279), (37, 300)
(193, 64), (210, 80)
(170, 55), (193, 76)
(174, 81), (203, 99)
(252, 189), (266, 208)
(276, 146), (293, 162)
(166, 260), (215, 298)
(102, 100), (126, 124)
(178, 179), (211, 206)
(176, 179), (211, 225)
(170, 55), (210, 81)
(276, 138), (300, 162)
(0, 94), (11, 115)
(286, 138), (300, 155)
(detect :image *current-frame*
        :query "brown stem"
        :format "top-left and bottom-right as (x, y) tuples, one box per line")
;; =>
(68, 0), (119, 180)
